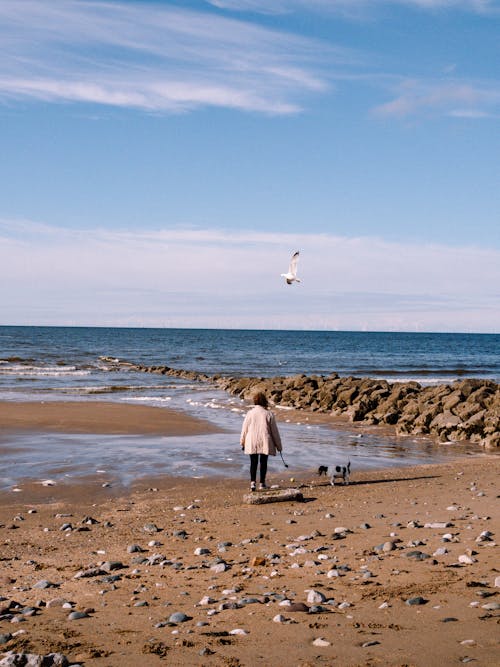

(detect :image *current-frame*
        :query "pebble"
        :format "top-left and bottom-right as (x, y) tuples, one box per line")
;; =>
(143, 523), (160, 533)
(405, 550), (431, 561)
(306, 590), (326, 604)
(127, 544), (144, 553)
(424, 522), (453, 529)
(433, 547), (448, 557)
(458, 554), (476, 565)
(481, 601), (500, 611)
(0, 654), (70, 666)
(168, 612), (191, 623)
(229, 629), (248, 635)
(273, 614), (286, 623)
(211, 562), (229, 573)
(312, 637), (330, 647)
(67, 611), (89, 620)
(405, 597), (428, 606)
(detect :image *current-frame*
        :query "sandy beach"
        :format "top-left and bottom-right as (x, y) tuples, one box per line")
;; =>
(0, 401), (499, 666)
(0, 401), (222, 436)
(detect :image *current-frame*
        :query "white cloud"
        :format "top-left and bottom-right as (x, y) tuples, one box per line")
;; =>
(0, 0), (334, 114)
(1, 219), (498, 331)
(207, 0), (500, 16)
(372, 79), (500, 118)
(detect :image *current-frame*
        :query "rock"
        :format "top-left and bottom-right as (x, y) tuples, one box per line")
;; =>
(424, 522), (453, 529)
(312, 638), (330, 647)
(143, 523), (160, 533)
(306, 590), (326, 604)
(250, 556), (266, 566)
(405, 550), (431, 561)
(101, 561), (125, 572)
(33, 580), (58, 589)
(68, 611), (89, 620)
(127, 544), (145, 553)
(405, 597), (428, 606)
(285, 602), (309, 612)
(458, 554), (476, 565)
(481, 601), (500, 611)
(168, 612), (191, 623)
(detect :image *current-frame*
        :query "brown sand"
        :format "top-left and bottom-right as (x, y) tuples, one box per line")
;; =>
(0, 401), (221, 436)
(0, 457), (498, 666)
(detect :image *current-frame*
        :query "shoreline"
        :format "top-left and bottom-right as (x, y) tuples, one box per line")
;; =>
(0, 457), (498, 666)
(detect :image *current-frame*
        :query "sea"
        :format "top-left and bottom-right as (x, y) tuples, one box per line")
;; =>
(1, 326), (498, 489)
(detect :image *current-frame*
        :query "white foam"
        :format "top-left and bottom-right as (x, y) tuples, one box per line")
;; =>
(124, 396), (172, 402)
(0, 365), (90, 377)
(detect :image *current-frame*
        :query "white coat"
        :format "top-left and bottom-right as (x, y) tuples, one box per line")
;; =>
(240, 405), (282, 456)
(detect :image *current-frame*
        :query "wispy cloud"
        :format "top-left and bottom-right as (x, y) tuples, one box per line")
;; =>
(0, 0), (337, 114)
(207, 0), (500, 16)
(1, 219), (498, 331)
(373, 79), (500, 118)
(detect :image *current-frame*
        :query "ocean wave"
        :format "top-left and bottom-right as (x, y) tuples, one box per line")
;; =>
(124, 396), (172, 402)
(0, 364), (91, 377)
(352, 368), (493, 377)
(82, 385), (137, 394)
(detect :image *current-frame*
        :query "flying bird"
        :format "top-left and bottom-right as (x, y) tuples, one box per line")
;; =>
(281, 251), (301, 285)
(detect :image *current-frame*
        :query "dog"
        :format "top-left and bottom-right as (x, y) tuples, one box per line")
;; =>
(317, 461), (351, 486)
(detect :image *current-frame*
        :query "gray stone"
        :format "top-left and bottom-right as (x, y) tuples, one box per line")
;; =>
(168, 611), (191, 623)
(405, 596), (428, 606)
(33, 580), (58, 589)
(68, 611), (89, 620)
(143, 523), (160, 533)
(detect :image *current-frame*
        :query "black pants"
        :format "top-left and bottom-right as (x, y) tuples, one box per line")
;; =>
(250, 453), (268, 484)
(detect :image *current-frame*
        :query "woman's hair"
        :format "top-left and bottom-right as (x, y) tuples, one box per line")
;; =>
(253, 391), (268, 408)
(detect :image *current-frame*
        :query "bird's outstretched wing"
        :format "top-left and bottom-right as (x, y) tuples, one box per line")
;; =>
(289, 251), (299, 277)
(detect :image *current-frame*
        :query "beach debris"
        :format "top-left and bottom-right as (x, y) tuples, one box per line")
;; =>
(243, 488), (303, 504)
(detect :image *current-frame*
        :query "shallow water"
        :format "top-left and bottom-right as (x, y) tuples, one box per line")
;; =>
(0, 410), (477, 491)
(0, 326), (495, 489)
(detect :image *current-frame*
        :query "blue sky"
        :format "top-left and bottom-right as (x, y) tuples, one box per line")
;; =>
(0, 0), (499, 331)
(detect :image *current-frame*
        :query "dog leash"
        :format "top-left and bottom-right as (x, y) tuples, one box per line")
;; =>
(279, 451), (288, 468)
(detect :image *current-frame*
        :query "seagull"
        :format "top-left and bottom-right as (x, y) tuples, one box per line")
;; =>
(281, 250), (301, 285)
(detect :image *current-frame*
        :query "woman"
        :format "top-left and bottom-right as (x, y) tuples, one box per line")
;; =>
(240, 391), (283, 491)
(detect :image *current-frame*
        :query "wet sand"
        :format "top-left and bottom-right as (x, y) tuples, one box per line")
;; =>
(0, 401), (222, 436)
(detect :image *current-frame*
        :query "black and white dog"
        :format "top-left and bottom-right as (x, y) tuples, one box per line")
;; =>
(318, 461), (351, 486)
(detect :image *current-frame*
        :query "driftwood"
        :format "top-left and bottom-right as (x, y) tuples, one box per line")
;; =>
(243, 488), (303, 505)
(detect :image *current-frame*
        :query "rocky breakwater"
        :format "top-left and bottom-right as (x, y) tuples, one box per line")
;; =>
(100, 357), (499, 449)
